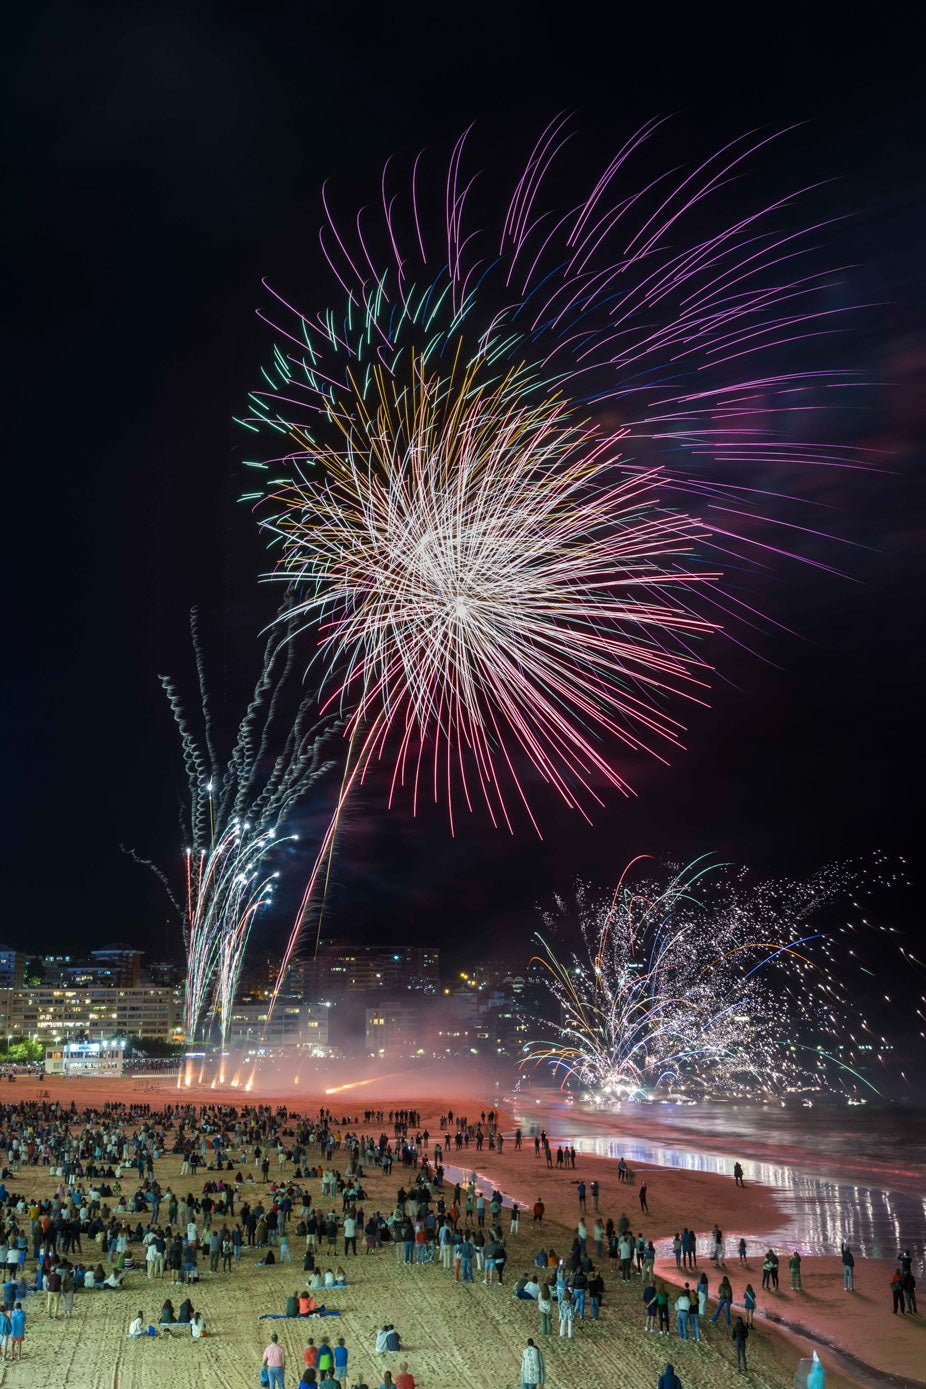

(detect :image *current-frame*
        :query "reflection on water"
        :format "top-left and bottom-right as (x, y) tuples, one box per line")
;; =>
(511, 1098), (926, 1264)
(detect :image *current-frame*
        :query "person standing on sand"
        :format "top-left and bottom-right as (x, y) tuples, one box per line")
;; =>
(532, 1200), (545, 1228)
(733, 1162), (744, 1187)
(841, 1244), (855, 1291)
(656, 1281), (671, 1335)
(697, 1272), (708, 1318)
(743, 1283), (756, 1326)
(890, 1269), (906, 1314)
(658, 1363), (682, 1389)
(639, 1181), (649, 1213)
(731, 1316), (749, 1371)
(738, 1238), (747, 1265)
(643, 1279), (657, 1331)
(263, 1333), (286, 1389)
(520, 1337), (546, 1389)
(558, 1288), (575, 1338)
(674, 1286), (690, 1339)
(538, 1282), (553, 1335)
(901, 1269), (917, 1313)
(789, 1251), (802, 1290)
(590, 1180), (599, 1210)
(9, 1303), (24, 1361)
(711, 1275), (733, 1325)
(577, 1181), (586, 1212)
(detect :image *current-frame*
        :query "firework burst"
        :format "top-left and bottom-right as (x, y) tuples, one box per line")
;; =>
(525, 856), (898, 1100)
(239, 117), (874, 992)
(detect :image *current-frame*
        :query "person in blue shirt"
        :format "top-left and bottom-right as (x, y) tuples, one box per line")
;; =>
(10, 1302), (25, 1361)
(333, 1337), (348, 1385)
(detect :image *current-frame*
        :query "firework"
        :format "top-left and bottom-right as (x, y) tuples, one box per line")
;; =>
(240, 119), (872, 991)
(524, 856), (897, 1100)
(126, 609), (332, 1046)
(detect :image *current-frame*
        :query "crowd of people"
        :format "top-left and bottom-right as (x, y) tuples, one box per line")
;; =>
(0, 1092), (920, 1388)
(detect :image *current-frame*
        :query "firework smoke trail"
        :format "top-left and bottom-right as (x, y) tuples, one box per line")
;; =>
(239, 118), (876, 996)
(126, 609), (333, 1046)
(525, 857), (898, 1099)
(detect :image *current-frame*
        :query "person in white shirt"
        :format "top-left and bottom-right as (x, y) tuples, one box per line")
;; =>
(128, 1311), (146, 1336)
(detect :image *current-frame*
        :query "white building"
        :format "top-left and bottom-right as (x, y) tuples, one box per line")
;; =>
(227, 1001), (329, 1052)
(45, 1041), (125, 1075)
(0, 986), (179, 1042)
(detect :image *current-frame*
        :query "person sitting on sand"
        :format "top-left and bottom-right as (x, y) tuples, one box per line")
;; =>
(128, 1310), (146, 1336)
(334, 1265), (347, 1285)
(299, 1291), (319, 1316)
(375, 1324), (400, 1353)
(257, 1249), (276, 1266)
(309, 1270), (323, 1289)
(158, 1299), (176, 1324)
(102, 1269), (126, 1290)
(534, 1248), (548, 1268)
(177, 1296), (194, 1323)
(515, 1273), (541, 1300)
(190, 1311), (206, 1338)
(286, 1291), (299, 1318)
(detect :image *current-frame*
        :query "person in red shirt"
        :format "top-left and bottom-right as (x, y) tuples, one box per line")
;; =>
(304, 1338), (318, 1367)
(394, 1361), (415, 1389)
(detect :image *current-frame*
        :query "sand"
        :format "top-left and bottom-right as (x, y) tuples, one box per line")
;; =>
(2, 1075), (922, 1389)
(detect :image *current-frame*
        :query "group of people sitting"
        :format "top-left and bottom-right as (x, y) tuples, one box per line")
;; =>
(284, 1289), (321, 1317)
(152, 1296), (207, 1336)
(374, 1323), (402, 1352)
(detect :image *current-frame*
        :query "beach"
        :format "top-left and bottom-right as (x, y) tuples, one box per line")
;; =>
(2, 1075), (922, 1389)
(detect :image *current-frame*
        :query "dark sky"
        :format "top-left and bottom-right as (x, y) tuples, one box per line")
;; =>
(3, 3), (924, 965)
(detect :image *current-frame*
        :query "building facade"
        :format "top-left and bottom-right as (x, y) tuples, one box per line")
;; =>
(311, 944), (439, 994)
(0, 986), (179, 1042)
(0, 946), (25, 989)
(226, 1002), (330, 1051)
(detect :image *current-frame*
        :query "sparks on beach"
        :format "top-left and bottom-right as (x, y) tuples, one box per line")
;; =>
(524, 855), (900, 1101)
(125, 609), (332, 1046)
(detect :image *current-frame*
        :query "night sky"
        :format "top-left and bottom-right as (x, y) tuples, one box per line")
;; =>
(4, 4), (924, 965)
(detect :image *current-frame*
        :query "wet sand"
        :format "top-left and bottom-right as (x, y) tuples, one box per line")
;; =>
(3, 1075), (922, 1389)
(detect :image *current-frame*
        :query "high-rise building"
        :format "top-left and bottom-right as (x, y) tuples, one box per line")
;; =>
(41, 946), (144, 989)
(308, 944), (439, 994)
(0, 946), (25, 989)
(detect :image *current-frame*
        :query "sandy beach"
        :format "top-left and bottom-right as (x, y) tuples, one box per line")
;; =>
(1, 1075), (922, 1389)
